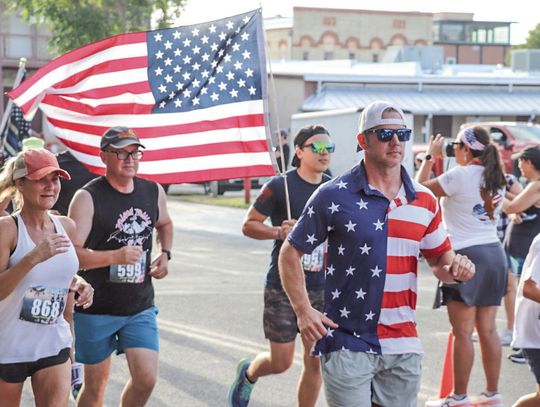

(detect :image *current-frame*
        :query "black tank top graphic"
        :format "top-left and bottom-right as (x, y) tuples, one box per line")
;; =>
(76, 176), (159, 316)
(504, 205), (540, 259)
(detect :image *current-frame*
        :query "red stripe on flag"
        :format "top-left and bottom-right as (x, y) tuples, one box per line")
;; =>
(8, 32), (146, 100)
(377, 321), (418, 339)
(43, 95), (154, 116)
(386, 256), (417, 275)
(381, 290), (417, 309)
(47, 113), (265, 137)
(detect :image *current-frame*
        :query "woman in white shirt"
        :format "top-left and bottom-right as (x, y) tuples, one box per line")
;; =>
(0, 148), (93, 406)
(416, 127), (507, 407)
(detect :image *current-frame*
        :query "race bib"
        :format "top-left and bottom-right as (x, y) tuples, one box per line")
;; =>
(19, 286), (68, 325)
(301, 243), (325, 272)
(109, 251), (147, 284)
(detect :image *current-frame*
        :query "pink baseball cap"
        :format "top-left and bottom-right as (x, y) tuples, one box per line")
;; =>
(13, 148), (71, 181)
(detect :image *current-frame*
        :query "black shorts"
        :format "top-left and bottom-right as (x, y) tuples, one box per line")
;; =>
(0, 348), (70, 383)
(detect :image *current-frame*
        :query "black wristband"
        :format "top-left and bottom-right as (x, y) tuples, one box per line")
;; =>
(161, 249), (171, 260)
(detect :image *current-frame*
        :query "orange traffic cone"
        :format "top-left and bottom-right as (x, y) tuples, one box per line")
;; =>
(425, 332), (455, 407)
(438, 332), (455, 398)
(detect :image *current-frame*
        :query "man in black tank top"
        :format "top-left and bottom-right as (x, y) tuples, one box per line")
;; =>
(68, 127), (173, 406)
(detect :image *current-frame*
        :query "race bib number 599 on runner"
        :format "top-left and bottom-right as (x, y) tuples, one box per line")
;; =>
(109, 250), (147, 284)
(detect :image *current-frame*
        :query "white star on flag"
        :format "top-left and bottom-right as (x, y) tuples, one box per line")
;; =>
(359, 243), (371, 255)
(345, 220), (356, 232)
(337, 245), (345, 255)
(307, 206), (315, 217)
(365, 310), (375, 320)
(345, 266), (355, 276)
(306, 234), (318, 244)
(326, 265), (335, 276)
(339, 307), (351, 318)
(331, 289), (341, 300)
(373, 219), (384, 230)
(328, 202), (340, 213)
(326, 328), (335, 337)
(357, 199), (368, 210)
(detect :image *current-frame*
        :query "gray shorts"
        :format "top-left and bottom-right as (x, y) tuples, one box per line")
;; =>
(321, 350), (422, 407)
(263, 287), (324, 343)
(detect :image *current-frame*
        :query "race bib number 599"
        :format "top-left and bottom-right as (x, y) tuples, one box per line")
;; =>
(19, 286), (68, 325)
(109, 251), (147, 284)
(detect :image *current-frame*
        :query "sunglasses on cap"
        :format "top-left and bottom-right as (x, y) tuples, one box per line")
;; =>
(301, 141), (336, 154)
(366, 128), (412, 142)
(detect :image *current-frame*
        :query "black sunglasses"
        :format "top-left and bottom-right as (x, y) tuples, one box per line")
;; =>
(366, 128), (412, 142)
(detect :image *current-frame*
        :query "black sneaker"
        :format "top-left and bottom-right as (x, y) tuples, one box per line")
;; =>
(508, 351), (526, 364)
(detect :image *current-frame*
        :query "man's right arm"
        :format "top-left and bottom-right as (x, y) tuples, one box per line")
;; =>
(68, 189), (141, 270)
(279, 240), (337, 342)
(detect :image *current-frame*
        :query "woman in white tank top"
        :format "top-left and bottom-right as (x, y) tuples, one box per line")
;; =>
(0, 148), (93, 406)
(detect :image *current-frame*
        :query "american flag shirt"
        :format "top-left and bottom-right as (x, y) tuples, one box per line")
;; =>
(287, 162), (451, 356)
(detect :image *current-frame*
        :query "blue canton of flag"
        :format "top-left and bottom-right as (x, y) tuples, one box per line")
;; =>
(147, 11), (263, 114)
(2, 96), (31, 159)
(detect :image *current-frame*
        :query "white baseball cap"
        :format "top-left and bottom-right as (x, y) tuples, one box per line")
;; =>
(358, 100), (407, 133)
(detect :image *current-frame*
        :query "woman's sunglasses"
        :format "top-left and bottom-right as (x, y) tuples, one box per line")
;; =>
(301, 141), (336, 154)
(366, 128), (412, 142)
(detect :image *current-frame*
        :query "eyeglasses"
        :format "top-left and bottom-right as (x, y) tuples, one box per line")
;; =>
(104, 150), (143, 160)
(301, 141), (336, 154)
(451, 141), (464, 148)
(366, 128), (412, 142)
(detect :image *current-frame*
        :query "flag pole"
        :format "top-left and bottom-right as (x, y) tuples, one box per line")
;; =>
(263, 17), (292, 221)
(0, 57), (27, 155)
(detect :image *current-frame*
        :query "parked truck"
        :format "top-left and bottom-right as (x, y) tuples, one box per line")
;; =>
(289, 107), (414, 176)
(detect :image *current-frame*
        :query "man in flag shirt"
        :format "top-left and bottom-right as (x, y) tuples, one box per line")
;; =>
(7, 9), (273, 184)
(279, 101), (476, 407)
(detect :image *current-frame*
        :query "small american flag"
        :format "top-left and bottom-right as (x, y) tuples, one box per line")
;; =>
(8, 9), (275, 183)
(1, 99), (31, 159)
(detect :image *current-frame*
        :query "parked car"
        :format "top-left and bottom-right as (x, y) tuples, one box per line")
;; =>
(459, 121), (540, 175)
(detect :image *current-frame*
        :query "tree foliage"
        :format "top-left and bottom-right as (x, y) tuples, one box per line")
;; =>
(3, 0), (186, 55)
(524, 23), (540, 48)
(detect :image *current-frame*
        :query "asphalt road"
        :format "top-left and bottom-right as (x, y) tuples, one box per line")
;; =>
(22, 194), (534, 406)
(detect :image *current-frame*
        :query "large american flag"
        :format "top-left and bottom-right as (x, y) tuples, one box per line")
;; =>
(8, 9), (275, 183)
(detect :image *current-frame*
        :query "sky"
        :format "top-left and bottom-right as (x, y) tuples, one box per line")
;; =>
(176, 0), (538, 45)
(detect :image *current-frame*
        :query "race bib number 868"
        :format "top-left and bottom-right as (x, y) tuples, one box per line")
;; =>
(19, 286), (68, 325)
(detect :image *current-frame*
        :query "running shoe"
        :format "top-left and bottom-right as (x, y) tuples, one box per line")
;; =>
(440, 394), (472, 407)
(227, 358), (254, 407)
(471, 392), (503, 406)
(508, 350), (527, 364)
(499, 329), (513, 346)
(71, 362), (84, 401)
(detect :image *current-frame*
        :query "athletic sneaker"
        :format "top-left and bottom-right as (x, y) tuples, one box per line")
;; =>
(508, 350), (527, 364)
(71, 362), (84, 401)
(471, 392), (503, 406)
(499, 329), (513, 346)
(440, 394), (472, 407)
(227, 358), (254, 407)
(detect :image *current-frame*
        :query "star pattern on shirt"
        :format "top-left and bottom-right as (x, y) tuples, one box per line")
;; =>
(337, 244), (345, 255)
(326, 264), (335, 276)
(345, 266), (355, 276)
(371, 265), (382, 277)
(331, 289), (341, 300)
(359, 243), (371, 255)
(307, 206), (315, 217)
(328, 202), (340, 214)
(373, 219), (384, 231)
(337, 180), (348, 189)
(306, 234), (317, 244)
(356, 199), (368, 210)
(365, 310), (375, 321)
(147, 11), (261, 114)
(345, 220), (356, 232)
(355, 288), (367, 299)
(340, 307), (351, 318)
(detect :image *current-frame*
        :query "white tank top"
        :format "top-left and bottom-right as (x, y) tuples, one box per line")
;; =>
(0, 213), (79, 363)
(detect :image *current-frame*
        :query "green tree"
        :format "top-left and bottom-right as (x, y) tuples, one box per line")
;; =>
(524, 23), (540, 48)
(3, 0), (186, 55)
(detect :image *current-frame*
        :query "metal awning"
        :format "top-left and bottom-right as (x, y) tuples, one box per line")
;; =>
(302, 85), (540, 116)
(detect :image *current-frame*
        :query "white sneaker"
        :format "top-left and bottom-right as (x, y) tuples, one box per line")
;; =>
(471, 392), (503, 406)
(499, 329), (513, 346)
